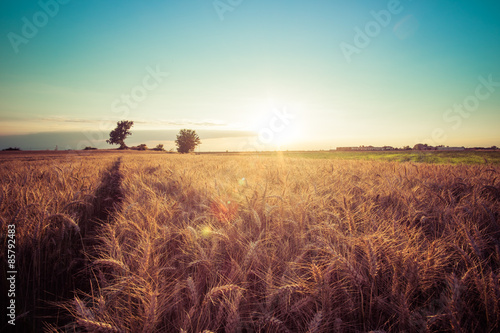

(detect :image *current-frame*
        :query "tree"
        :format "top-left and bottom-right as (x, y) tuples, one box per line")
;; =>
(153, 144), (165, 151)
(107, 120), (133, 149)
(413, 143), (429, 151)
(175, 129), (201, 153)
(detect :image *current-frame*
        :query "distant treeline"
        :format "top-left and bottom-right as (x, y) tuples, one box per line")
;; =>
(336, 144), (498, 151)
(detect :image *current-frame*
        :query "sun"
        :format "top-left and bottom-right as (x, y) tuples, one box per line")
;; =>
(248, 100), (304, 150)
(273, 124), (302, 148)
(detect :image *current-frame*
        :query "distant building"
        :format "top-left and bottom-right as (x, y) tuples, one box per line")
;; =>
(336, 146), (393, 151)
(436, 146), (465, 151)
(362, 146), (384, 151)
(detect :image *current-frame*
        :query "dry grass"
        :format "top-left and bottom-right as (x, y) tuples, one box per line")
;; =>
(0, 152), (121, 330)
(1, 152), (500, 332)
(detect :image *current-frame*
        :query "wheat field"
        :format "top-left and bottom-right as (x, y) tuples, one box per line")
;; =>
(1, 151), (500, 332)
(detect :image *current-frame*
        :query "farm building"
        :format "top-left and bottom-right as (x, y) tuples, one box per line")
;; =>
(437, 146), (465, 151)
(336, 146), (394, 151)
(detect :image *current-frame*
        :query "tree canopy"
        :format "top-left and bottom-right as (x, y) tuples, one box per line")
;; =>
(175, 129), (201, 153)
(107, 120), (134, 149)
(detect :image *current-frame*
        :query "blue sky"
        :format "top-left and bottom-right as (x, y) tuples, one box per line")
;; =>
(1, 0), (499, 150)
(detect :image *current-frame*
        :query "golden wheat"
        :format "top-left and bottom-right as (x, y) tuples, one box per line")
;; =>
(2, 151), (500, 332)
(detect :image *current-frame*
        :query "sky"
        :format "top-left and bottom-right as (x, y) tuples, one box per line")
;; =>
(0, 0), (499, 151)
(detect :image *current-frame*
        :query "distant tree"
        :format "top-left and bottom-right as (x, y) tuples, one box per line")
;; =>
(107, 120), (134, 149)
(138, 144), (148, 151)
(175, 129), (201, 153)
(413, 143), (430, 151)
(153, 143), (165, 151)
(2, 147), (21, 151)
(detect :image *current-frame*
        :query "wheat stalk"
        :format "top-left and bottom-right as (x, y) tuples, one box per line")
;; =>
(187, 276), (198, 305)
(77, 318), (122, 333)
(203, 285), (244, 306)
(306, 311), (323, 333)
(94, 258), (130, 273)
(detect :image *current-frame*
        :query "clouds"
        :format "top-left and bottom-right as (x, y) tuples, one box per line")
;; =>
(36, 114), (227, 126)
(133, 119), (228, 128)
(39, 116), (100, 123)
(5, 115), (231, 129)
